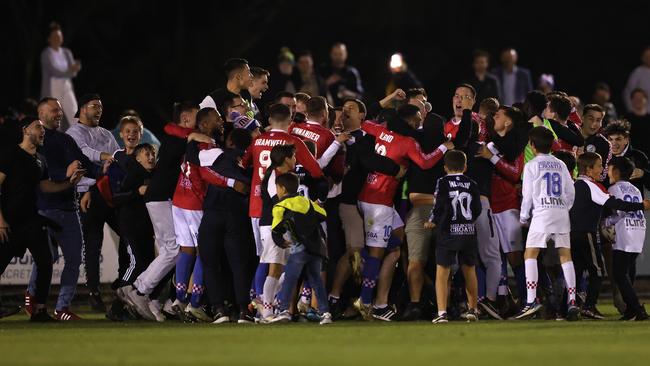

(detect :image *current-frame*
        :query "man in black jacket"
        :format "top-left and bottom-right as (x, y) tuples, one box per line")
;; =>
(197, 129), (255, 323)
(327, 99), (405, 317)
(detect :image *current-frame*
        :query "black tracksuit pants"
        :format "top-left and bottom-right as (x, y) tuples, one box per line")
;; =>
(198, 208), (256, 311)
(0, 222), (52, 304)
(612, 250), (642, 313)
(570, 231), (605, 307)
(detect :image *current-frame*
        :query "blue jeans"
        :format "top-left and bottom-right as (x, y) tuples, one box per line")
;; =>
(28, 209), (84, 310)
(277, 246), (329, 314)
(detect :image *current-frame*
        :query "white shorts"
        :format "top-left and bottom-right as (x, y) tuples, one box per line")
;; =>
(172, 206), (203, 248)
(494, 209), (524, 253)
(251, 217), (263, 256)
(526, 231), (571, 249)
(358, 201), (404, 248)
(260, 225), (289, 265)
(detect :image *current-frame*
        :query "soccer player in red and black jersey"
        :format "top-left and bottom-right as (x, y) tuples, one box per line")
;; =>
(241, 103), (323, 320)
(354, 107), (452, 319)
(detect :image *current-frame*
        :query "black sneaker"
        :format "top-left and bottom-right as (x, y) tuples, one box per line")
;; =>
(238, 309), (255, 324)
(581, 306), (605, 320)
(620, 308), (637, 321)
(566, 300), (580, 322)
(30, 308), (55, 322)
(400, 302), (423, 321)
(372, 305), (397, 321)
(478, 298), (503, 320)
(635, 305), (649, 321)
(432, 312), (449, 323)
(328, 297), (343, 320)
(511, 301), (542, 320)
(88, 292), (106, 313)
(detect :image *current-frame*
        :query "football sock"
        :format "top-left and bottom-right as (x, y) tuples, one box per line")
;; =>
(262, 276), (279, 318)
(175, 251), (194, 302)
(561, 261), (577, 303)
(252, 263), (269, 299)
(360, 256), (381, 305)
(524, 258), (538, 304)
(189, 256), (204, 308)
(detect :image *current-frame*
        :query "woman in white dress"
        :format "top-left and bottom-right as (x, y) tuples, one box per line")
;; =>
(40, 22), (81, 131)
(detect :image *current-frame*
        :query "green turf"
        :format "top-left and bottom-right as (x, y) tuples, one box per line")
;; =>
(1, 304), (649, 366)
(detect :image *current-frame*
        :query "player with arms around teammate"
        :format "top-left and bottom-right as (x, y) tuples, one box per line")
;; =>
(426, 150), (482, 323)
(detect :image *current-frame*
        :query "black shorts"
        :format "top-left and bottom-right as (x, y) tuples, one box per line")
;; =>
(435, 236), (478, 267)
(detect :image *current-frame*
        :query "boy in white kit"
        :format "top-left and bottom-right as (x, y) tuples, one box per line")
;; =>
(515, 127), (579, 320)
(605, 156), (649, 321)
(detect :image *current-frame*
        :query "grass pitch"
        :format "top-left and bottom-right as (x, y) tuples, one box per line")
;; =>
(1, 304), (649, 366)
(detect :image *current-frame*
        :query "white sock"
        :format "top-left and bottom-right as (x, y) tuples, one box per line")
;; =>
(262, 276), (279, 318)
(373, 303), (387, 309)
(561, 261), (577, 303)
(438, 310), (446, 317)
(524, 259), (538, 304)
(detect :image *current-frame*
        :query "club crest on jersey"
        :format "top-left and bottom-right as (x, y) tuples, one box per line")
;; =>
(586, 144), (596, 153)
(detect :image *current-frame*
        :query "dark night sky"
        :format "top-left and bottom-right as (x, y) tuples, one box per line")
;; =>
(3, 0), (650, 135)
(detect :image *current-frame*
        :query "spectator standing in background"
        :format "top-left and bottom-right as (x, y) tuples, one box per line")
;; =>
(623, 46), (650, 113)
(40, 22), (81, 131)
(592, 82), (618, 126)
(464, 49), (500, 106)
(319, 43), (364, 106)
(624, 88), (650, 156)
(492, 48), (533, 106)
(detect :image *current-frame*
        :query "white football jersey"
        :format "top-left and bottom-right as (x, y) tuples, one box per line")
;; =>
(606, 181), (646, 253)
(520, 153), (575, 233)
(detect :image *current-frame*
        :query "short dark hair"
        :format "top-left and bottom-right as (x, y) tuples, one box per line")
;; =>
(397, 104), (421, 121)
(631, 88), (648, 100)
(295, 92), (311, 104)
(524, 90), (548, 117)
(456, 83), (476, 98)
(270, 144), (296, 167)
(37, 97), (58, 110)
(196, 107), (217, 125)
(268, 103), (292, 123)
(583, 103), (605, 116)
(529, 126), (554, 154)
(342, 98), (366, 115)
(224, 58), (249, 79)
(553, 150), (576, 173)
(594, 82), (611, 93)
(221, 92), (242, 113)
(172, 101), (199, 124)
(227, 128), (252, 151)
(275, 172), (300, 194)
(306, 96), (328, 117)
(548, 94), (572, 121)
(47, 21), (61, 37)
(274, 91), (296, 103)
(444, 150), (467, 172)
(250, 66), (270, 79)
(498, 105), (525, 126)
(577, 151), (602, 175)
(609, 156), (635, 181)
(603, 119), (631, 138)
(472, 49), (490, 60)
(133, 143), (156, 157)
(406, 88), (427, 100)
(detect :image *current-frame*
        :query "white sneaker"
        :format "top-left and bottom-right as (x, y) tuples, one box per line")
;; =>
(162, 299), (175, 316)
(319, 312), (333, 325)
(270, 310), (292, 323)
(149, 300), (166, 322)
(125, 287), (156, 321)
(116, 286), (135, 307)
(186, 305), (213, 322)
(171, 299), (187, 315)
